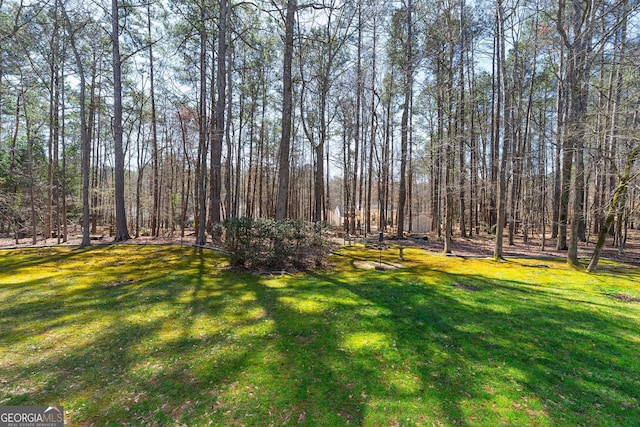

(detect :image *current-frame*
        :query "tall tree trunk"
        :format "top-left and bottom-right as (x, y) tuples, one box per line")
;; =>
(397, 0), (412, 239)
(380, 84), (391, 232)
(468, 46), (479, 236)
(314, 94), (326, 224)
(257, 88), (266, 218)
(552, 49), (564, 240)
(246, 94), (256, 218)
(325, 133), (330, 224)
(211, 0), (227, 226)
(493, 0), (511, 260)
(434, 64), (444, 238)
(147, 3), (160, 237)
(46, 3), (59, 240)
(195, 0), (208, 245)
(366, 19), (377, 233)
(458, 0), (467, 239)
(60, 0), (90, 246)
(552, 134), (562, 238)
(508, 71), (523, 247)
(89, 59), (99, 235)
(343, 124), (351, 232)
(178, 110), (192, 238)
(234, 79), (242, 219)
(540, 106), (548, 251)
(351, 3), (362, 235)
(520, 40), (537, 244)
(60, 67), (68, 243)
(25, 98), (37, 245)
(111, 0), (130, 241)
(557, 98), (572, 250)
(10, 91), (21, 244)
(444, 16), (455, 253)
(604, 10), (626, 240)
(489, 23), (500, 233)
(275, 0), (296, 221)
(564, 0), (592, 265)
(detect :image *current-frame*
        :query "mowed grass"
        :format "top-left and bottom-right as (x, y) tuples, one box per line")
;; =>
(1, 244), (639, 426)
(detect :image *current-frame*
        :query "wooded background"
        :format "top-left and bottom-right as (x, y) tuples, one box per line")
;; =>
(1, 0), (639, 267)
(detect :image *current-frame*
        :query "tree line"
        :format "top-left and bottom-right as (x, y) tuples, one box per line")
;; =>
(1, 0), (639, 271)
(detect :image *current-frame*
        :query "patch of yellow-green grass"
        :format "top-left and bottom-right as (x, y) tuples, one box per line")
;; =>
(1, 244), (639, 426)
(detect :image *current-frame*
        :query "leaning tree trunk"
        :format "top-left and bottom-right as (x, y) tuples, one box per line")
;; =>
(588, 143), (640, 272)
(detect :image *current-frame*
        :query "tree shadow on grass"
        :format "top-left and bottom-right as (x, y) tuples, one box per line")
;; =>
(308, 269), (479, 425)
(0, 246), (96, 272)
(0, 246), (214, 348)
(309, 264), (640, 425)
(0, 246), (257, 424)
(2, 246), (639, 425)
(246, 277), (369, 425)
(1, 246), (366, 425)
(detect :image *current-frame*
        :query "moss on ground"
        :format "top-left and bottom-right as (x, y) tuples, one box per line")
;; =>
(0, 244), (639, 426)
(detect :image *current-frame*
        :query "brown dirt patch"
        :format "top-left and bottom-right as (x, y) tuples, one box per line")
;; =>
(352, 260), (402, 270)
(606, 293), (640, 303)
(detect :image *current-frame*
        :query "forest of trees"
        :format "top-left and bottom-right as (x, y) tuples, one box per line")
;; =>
(1, 0), (640, 269)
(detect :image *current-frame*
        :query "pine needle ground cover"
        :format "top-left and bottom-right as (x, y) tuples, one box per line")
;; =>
(0, 245), (639, 426)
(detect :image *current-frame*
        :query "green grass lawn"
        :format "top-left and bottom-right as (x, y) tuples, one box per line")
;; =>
(1, 244), (639, 426)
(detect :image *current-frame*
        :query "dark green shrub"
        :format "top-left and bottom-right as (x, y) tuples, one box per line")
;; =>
(216, 218), (332, 270)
